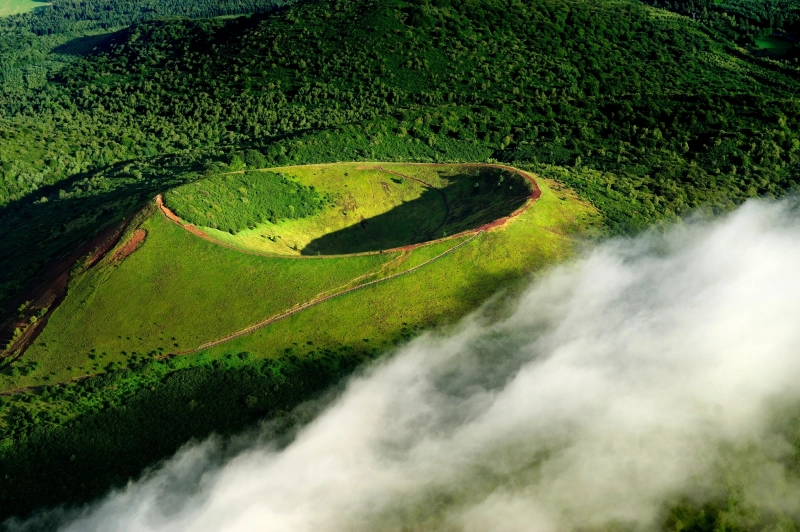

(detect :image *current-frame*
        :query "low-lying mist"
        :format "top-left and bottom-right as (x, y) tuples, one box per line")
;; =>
(11, 199), (800, 531)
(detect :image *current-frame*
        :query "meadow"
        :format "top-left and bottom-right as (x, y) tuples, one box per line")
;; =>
(0, 163), (595, 391)
(196, 175), (596, 363)
(0, 0), (47, 17)
(15, 212), (393, 388)
(171, 164), (446, 255)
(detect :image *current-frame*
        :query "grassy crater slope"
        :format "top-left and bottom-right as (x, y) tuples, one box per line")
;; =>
(164, 164), (531, 256)
(1, 163), (596, 393)
(0, 163), (597, 521)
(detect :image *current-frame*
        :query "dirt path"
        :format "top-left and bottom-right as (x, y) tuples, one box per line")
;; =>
(166, 230), (483, 356)
(313, 250), (410, 300)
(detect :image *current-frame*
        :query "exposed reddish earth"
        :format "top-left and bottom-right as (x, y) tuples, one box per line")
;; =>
(0, 215), (137, 368)
(112, 229), (147, 263)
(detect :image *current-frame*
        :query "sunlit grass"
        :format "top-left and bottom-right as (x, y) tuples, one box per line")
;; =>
(2, 165), (599, 391)
(0, 0), (47, 16)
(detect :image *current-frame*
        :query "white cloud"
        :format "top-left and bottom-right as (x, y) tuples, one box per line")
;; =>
(14, 199), (800, 531)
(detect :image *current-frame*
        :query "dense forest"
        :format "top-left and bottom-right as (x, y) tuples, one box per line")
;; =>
(0, 346), (372, 525)
(645, 0), (800, 45)
(0, 0), (799, 527)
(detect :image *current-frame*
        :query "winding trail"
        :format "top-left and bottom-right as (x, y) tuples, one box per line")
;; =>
(171, 230), (482, 355)
(154, 163), (542, 355)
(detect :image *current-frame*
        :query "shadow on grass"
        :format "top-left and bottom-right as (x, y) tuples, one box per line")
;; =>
(52, 30), (124, 56)
(301, 186), (448, 255)
(0, 153), (205, 322)
(302, 169), (530, 255)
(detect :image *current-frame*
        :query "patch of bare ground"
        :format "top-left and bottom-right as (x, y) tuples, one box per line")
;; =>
(0, 214), (140, 369)
(112, 229), (147, 263)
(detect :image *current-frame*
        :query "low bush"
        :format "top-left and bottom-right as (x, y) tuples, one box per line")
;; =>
(164, 170), (332, 233)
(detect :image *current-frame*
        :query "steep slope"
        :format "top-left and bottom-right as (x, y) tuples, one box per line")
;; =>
(0, 168), (596, 520)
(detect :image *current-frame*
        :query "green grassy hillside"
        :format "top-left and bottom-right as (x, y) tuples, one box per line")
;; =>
(196, 175), (593, 363)
(166, 163), (531, 255)
(18, 213), (392, 387)
(0, 165), (597, 519)
(2, 163), (586, 392)
(0, 0), (798, 526)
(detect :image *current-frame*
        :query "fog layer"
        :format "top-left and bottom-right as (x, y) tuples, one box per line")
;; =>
(20, 200), (800, 531)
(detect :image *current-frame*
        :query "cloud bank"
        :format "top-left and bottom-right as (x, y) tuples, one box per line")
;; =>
(15, 200), (800, 531)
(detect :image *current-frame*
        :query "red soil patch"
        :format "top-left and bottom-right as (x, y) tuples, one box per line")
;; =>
(112, 229), (147, 262)
(156, 194), (182, 224)
(0, 215), (136, 367)
(156, 195), (210, 239)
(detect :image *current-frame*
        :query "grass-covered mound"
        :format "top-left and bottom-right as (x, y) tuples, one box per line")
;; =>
(179, 164), (532, 256)
(0, 172), (597, 520)
(9, 163), (542, 392)
(163, 170), (331, 233)
(1, 168), (592, 393)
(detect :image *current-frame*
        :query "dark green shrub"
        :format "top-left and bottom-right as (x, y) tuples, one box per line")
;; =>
(164, 171), (329, 233)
